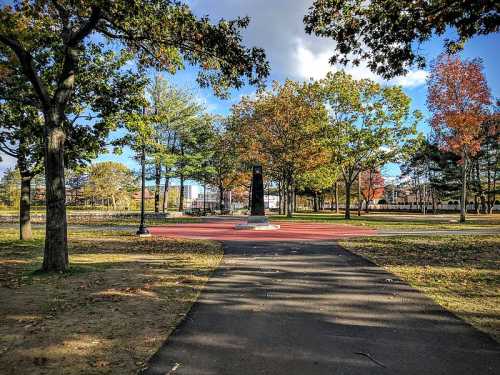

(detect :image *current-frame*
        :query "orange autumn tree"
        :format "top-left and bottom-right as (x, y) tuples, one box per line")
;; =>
(230, 80), (329, 217)
(360, 168), (385, 212)
(427, 54), (491, 223)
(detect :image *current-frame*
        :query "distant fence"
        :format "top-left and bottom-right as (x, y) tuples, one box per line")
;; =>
(0, 211), (174, 224)
(334, 204), (500, 212)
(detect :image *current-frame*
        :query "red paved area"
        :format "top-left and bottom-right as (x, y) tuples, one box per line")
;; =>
(149, 221), (376, 241)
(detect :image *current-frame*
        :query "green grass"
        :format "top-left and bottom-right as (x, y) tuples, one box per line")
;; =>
(270, 212), (500, 230)
(338, 235), (500, 342)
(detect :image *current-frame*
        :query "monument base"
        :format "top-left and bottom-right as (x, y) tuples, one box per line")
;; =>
(235, 215), (280, 230)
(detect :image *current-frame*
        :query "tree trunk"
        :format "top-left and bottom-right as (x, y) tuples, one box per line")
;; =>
(293, 187), (297, 213)
(460, 155), (467, 223)
(357, 172), (361, 216)
(313, 192), (318, 212)
(480, 194), (487, 214)
(42, 123), (68, 272)
(19, 173), (32, 241)
(344, 179), (352, 220)
(154, 162), (161, 213)
(219, 185), (224, 213)
(330, 186), (335, 211)
(364, 199), (369, 213)
(162, 174), (170, 212)
(287, 180), (293, 218)
(248, 183), (252, 212)
(178, 174), (184, 211)
(335, 181), (339, 214)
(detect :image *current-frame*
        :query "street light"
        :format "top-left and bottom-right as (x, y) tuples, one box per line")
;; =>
(137, 106), (150, 236)
(137, 144), (150, 236)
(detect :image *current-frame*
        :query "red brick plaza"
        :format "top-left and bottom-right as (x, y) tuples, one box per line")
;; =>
(149, 221), (376, 241)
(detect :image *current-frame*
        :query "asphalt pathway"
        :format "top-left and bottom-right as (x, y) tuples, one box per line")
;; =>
(142, 241), (500, 375)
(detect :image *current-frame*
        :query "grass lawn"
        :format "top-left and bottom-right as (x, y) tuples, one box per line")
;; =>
(0, 228), (222, 374)
(338, 235), (500, 342)
(270, 211), (500, 230)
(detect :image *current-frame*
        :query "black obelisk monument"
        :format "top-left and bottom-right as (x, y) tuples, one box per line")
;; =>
(235, 165), (279, 230)
(251, 165), (265, 216)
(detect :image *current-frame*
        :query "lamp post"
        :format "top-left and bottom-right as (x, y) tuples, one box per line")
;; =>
(137, 143), (150, 236)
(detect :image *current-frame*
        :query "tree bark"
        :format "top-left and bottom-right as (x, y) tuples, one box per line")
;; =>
(460, 154), (467, 223)
(293, 187), (297, 213)
(19, 173), (32, 241)
(162, 173), (170, 212)
(335, 181), (339, 214)
(313, 192), (318, 212)
(42, 122), (68, 272)
(154, 162), (161, 213)
(287, 180), (293, 218)
(344, 179), (352, 220)
(357, 172), (361, 216)
(178, 174), (184, 211)
(219, 185), (224, 213)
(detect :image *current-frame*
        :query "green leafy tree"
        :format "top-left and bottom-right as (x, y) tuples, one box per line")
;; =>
(304, 0), (500, 78)
(296, 165), (338, 212)
(85, 162), (136, 209)
(173, 114), (215, 211)
(321, 71), (419, 219)
(230, 80), (328, 217)
(0, 1), (268, 272)
(146, 75), (207, 212)
(0, 168), (21, 208)
(205, 124), (246, 212)
(0, 101), (43, 240)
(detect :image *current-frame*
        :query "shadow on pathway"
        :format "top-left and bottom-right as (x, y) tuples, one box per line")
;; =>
(142, 241), (499, 375)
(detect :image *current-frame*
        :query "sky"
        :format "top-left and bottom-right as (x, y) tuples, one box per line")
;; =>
(1, 0), (499, 182)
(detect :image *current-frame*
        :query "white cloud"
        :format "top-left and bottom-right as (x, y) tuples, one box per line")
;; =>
(293, 38), (428, 88)
(0, 153), (17, 177)
(390, 70), (429, 88)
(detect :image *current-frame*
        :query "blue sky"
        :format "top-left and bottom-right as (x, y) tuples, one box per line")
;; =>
(1, 0), (499, 182)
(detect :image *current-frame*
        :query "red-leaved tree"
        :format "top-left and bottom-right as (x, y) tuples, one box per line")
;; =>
(427, 54), (491, 223)
(360, 168), (384, 212)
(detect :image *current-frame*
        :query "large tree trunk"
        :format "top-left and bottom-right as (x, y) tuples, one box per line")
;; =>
(357, 172), (361, 216)
(219, 185), (224, 213)
(19, 173), (33, 241)
(287, 180), (293, 218)
(178, 174), (184, 212)
(313, 192), (318, 212)
(344, 178), (352, 220)
(42, 123), (68, 272)
(162, 173), (170, 212)
(154, 162), (161, 213)
(335, 181), (339, 214)
(460, 155), (467, 223)
(293, 187), (297, 213)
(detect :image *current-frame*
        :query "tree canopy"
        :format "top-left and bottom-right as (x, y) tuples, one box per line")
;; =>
(304, 0), (500, 78)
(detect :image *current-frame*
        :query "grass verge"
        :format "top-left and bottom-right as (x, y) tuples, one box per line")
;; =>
(0, 228), (223, 374)
(338, 235), (500, 342)
(270, 212), (500, 230)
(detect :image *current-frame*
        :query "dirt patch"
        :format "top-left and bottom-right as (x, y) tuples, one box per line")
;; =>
(0, 229), (223, 374)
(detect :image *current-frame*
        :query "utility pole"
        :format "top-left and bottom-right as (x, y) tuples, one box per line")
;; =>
(137, 107), (150, 236)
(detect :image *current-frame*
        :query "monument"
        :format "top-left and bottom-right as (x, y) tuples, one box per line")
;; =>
(235, 165), (280, 230)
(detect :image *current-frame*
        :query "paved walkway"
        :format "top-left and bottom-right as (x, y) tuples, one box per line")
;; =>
(142, 241), (499, 375)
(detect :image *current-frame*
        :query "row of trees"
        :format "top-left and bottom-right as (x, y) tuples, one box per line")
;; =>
(1, 1), (498, 274)
(0, 0), (269, 272)
(402, 55), (499, 219)
(226, 73), (419, 219)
